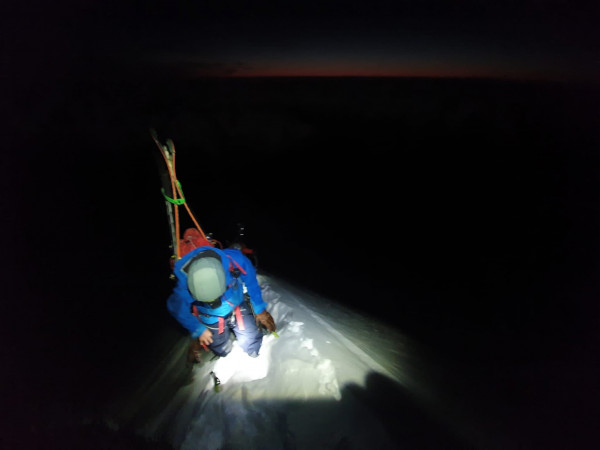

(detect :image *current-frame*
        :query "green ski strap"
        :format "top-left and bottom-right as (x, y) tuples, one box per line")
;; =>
(161, 180), (186, 205)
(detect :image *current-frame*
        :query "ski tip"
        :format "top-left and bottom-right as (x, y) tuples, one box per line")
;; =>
(166, 139), (175, 153)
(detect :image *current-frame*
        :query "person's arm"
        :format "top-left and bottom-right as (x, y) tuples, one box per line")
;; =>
(236, 252), (267, 313)
(236, 252), (276, 332)
(166, 281), (207, 338)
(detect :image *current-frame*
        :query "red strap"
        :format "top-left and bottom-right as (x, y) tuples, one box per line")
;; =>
(234, 305), (245, 331)
(193, 307), (209, 351)
(227, 255), (247, 275)
(218, 317), (225, 334)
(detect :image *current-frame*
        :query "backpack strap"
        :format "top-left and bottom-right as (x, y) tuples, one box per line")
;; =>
(224, 299), (245, 331)
(226, 255), (247, 276)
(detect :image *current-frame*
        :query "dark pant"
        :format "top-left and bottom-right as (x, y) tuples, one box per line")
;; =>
(207, 302), (263, 357)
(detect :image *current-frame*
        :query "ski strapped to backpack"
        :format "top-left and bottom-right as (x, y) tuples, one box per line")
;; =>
(150, 129), (222, 268)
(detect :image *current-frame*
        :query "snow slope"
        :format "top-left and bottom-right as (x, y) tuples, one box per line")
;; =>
(110, 274), (465, 449)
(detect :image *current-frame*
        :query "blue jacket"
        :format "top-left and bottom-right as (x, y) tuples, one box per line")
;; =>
(166, 246), (267, 338)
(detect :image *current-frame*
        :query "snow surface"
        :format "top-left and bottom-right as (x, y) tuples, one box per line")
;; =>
(108, 274), (467, 449)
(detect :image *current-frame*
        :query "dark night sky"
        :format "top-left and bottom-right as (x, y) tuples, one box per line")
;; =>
(4, 0), (599, 83)
(3, 0), (600, 316)
(3, 0), (599, 329)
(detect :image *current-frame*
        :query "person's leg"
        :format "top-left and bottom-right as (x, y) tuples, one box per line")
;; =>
(233, 302), (264, 357)
(207, 321), (234, 357)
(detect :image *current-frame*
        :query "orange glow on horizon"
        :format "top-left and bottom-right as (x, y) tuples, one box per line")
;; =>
(224, 65), (485, 79)
(189, 67), (549, 82)
(186, 60), (553, 82)
(176, 49), (590, 82)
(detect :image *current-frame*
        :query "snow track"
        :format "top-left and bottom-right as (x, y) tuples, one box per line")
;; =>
(114, 274), (461, 449)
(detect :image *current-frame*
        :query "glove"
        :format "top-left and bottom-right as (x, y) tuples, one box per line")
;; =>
(256, 310), (276, 332)
(188, 338), (204, 364)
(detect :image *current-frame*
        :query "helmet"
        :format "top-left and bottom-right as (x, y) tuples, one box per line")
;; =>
(185, 251), (226, 303)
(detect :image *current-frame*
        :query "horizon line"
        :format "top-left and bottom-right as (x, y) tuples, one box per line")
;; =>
(182, 74), (593, 85)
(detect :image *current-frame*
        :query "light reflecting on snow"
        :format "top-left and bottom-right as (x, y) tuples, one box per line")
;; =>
(210, 339), (272, 385)
(121, 275), (427, 449)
